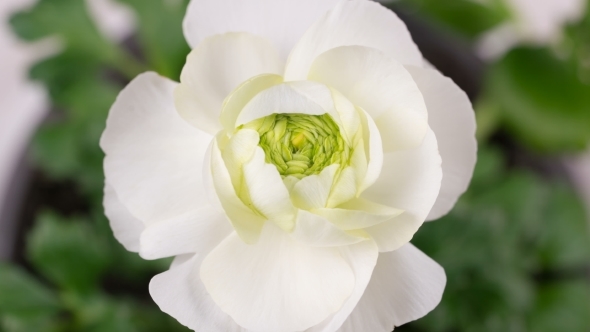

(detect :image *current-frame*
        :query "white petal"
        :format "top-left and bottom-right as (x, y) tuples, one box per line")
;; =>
(330, 88), (361, 144)
(101, 72), (211, 224)
(291, 210), (365, 247)
(309, 46), (428, 152)
(150, 254), (247, 332)
(362, 129), (442, 252)
(243, 147), (297, 231)
(291, 164), (339, 210)
(139, 208), (233, 260)
(313, 198), (403, 231)
(406, 66), (477, 221)
(200, 223), (355, 332)
(221, 129), (260, 194)
(103, 184), (144, 252)
(207, 137), (266, 244)
(357, 108), (383, 193)
(175, 32), (284, 135)
(235, 81), (335, 126)
(339, 244), (446, 331)
(307, 240), (379, 332)
(183, 0), (341, 60)
(285, 0), (422, 81)
(220, 74), (284, 133)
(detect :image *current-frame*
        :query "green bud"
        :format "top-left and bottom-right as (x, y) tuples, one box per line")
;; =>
(242, 113), (352, 178)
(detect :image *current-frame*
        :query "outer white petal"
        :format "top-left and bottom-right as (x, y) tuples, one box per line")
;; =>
(207, 137), (266, 244)
(243, 147), (297, 231)
(307, 240), (379, 332)
(150, 254), (247, 332)
(291, 210), (365, 247)
(175, 32), (283, 135)
(362, 130), (442, 252)
(103, 184), (144, 252)
(406, 66), (477, 221)
(339, 244), (446, 331)
(235, 81), (335, 126)
(101, 72), (211, 224)
(139, 208), (233, 260)
(200, 223), (355, 332)
(285, 0), (422, 81)
(309, 46), (428, 152)
(183, 0), (341, 59)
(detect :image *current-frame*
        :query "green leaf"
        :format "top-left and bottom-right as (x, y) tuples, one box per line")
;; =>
(0, 263), (60, 320)
(396, 0), (509, 39)
(62, 293), (137, 332)
(10, 0), (118, 62)
(30, 54), (119, 198)
(1, 315), (61, 332)
(27, 212), (110, 294)
(408, 145), (590, 332)
(488, 47), (590, 152)
(529, 281), (590, 332)
(118, 0), (191, 80)
(534, 184), (590, 269)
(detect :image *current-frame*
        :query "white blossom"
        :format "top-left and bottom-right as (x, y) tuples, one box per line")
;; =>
(101, 1), (477, 331)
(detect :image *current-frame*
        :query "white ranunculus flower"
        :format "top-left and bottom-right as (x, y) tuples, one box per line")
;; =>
(100, 0), (477, 331)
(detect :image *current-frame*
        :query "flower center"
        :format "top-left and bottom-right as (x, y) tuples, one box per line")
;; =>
(243, 113), (351, 179)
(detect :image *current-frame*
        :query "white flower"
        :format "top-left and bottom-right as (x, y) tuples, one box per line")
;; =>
(477, 0), (586, 59)
(101, 0), (477, 331)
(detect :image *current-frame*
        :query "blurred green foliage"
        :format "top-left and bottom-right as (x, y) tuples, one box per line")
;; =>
(400, 0), (590, 153)
(400, 0), (511, 39)
(1, 0), (589, 331)
(402, 147), (590, 332)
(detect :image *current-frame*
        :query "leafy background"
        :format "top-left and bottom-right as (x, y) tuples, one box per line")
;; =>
(1, 0), (590, 331)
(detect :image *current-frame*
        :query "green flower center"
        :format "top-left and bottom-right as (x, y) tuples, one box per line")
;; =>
(243, 113), (351, 179)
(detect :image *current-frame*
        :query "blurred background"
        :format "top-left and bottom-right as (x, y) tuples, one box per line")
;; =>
(0, 0), (589, 331)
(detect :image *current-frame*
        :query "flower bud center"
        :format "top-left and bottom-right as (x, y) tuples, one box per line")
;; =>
(243, 113), (351, 179)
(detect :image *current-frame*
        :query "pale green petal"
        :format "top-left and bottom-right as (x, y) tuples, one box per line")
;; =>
(330, 88), (361, 145)
(291, 164), (339, 210)
(221, 129), (260, 196)
(326, 166), (357, 208)
(243, 148), (297, 231)
(313, 198), (403, 231)
(207, 137), (266, 243)
(357, 108), (384, 194)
